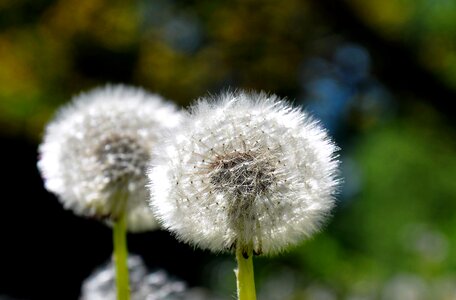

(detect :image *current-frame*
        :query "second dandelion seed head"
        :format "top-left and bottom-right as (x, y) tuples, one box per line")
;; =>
(38, 84), (182, 232)
(149, 91), (340, 255)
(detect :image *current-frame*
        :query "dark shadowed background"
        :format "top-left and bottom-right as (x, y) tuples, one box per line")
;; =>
(1, 0), (456, 299)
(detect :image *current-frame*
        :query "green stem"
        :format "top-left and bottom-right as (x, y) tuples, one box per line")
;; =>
(235, 247), (257, 300)
(113, 211), (130, 300)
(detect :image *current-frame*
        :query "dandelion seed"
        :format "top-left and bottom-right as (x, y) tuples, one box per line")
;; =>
(38, 84), (182, 232)
(148, 91), (339, 255)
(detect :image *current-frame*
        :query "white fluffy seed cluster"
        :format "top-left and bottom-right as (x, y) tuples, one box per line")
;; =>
(148, 91), (340, 255)
(38, 85), (182, 232)
(81, 256), (189, 300)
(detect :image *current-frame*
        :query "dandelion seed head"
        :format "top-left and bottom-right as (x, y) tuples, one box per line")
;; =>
(38, 84), (182, 232)
(149, 91), (340, 254)
(80, 255), (193, 300)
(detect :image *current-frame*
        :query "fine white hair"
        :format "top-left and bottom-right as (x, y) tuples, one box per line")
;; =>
(38, 84), (182, 232)
(148, 91), (340, 254)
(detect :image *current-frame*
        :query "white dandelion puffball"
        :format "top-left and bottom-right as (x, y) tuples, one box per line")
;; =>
(38, 84), (182, 232)
(149, 91), (340, 255)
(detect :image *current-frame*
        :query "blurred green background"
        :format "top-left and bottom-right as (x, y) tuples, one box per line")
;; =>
(1, 0), (456, 299)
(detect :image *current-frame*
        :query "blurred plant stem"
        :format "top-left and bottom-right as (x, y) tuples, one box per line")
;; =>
(113, 210), (130, 300)
(235, 247), (257, 300)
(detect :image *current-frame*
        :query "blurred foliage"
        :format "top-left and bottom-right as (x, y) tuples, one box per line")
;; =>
(348, 0), (456, 89)
(1, 0), (456, 299)
(0, 0), (322, 139)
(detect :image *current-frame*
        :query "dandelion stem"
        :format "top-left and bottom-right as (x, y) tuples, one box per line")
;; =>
(113, 211), (130, 300)
(235, 247), (257, 300)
